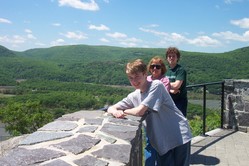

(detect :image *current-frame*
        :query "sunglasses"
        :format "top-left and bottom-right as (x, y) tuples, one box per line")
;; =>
(150, 64), (161, 70)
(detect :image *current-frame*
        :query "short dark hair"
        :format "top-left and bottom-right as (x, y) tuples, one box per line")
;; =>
(165, 47), (181, 62)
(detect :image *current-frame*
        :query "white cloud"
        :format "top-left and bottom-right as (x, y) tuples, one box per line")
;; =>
(121, 37), (142, 43)
(140, 27), (221, 47)
(106, 32), (127, 38)
(58, 0), (99, 11)
(0, 35), (26, 44)
(62, 31), (88, 40)
(105, 32), (142, 47)
(187, 36), (221, 47)
(147, 24), (159, 28)
(52, 23), (61, 27)
(0, 18), (12, 24)
(51, 38), (65, 46)
(24, 29), (37, 39)
(170, 33), (186, 42)
(231, 18), (249, 29)
(89, 24), (110, 31)
(99, 38), (109, 42)
(25, 29), (32, 33)
(139, 27), (168, 37)
(213, 31), (249, 42)
(27, 34), (36, 40)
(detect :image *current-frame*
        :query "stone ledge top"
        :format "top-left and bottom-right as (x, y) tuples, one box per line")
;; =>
(0, 110), (142, 166)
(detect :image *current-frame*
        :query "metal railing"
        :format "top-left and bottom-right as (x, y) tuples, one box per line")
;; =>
(187, 81), (225, 136)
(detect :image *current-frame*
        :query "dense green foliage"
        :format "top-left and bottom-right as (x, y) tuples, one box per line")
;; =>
(0, 80), (132, 135)
(0, 101), (53, 136)
(187, 103), (221, 136)
(1, 45), (249, 86)
(0, 44), (248, 136)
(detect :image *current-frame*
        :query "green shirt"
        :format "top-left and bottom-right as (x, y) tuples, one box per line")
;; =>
(166, 64), (187, 100)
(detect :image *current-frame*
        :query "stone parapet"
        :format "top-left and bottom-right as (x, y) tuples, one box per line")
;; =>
(224, 79), (249, 132)
(0, 111), (143, 166)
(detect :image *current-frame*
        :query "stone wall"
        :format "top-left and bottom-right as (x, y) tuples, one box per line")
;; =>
(224, 79), (249, 132)
(0, 111), (143, 166)
(2, 79), (248, 165)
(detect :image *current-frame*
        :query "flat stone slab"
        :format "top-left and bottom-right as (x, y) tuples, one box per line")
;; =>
(77, 126), (98, 133)
(39, 121), (78, 131)
(92, 144), (131, 164)
(96, 133), (116, 144)
(51, 134), (101, 154)
(42, 159), (71, 166)
(84, 118), (103, 125)
(61, 110), (104, 120)
(109, 116), (140, 126)
(74, 155), (108, 166)
(19, 131), (73, 145)
(101, 123), (138, 142)
(0, 148), (66, 165)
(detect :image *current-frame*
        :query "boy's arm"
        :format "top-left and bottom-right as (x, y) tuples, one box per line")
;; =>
(123, 104), (148, 116)
(107, 104), (126, 118)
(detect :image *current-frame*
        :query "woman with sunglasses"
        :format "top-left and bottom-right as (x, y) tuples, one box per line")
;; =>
(145, 56), (170, 166)
(147, 56), (170, 92)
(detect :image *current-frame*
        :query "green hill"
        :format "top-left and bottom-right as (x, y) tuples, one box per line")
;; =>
(1, 44), (248, 136)
(0, 44), (249, 86)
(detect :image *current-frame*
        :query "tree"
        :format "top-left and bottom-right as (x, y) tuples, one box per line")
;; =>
(0, 100), (53, 136)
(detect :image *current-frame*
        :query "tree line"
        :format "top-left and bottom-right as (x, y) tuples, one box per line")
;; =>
(0, 44), (248, 137)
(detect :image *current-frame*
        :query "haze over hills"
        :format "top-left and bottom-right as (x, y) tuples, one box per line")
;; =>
(0, 44), (248, 86)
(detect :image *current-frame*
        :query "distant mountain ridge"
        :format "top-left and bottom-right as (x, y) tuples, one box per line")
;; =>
(0, 44), (248, 86)
(0, 45), (16, 57)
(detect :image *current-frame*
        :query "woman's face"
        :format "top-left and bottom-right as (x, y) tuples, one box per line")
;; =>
(149, 60), (162, 79)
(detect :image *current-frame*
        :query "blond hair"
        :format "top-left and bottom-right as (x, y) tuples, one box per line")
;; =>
(126, 59), (147, 75)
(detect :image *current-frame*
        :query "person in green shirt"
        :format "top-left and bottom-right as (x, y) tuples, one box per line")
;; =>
(165, 47), (188, 117)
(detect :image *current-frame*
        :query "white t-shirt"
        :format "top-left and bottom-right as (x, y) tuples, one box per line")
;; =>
(117, 80), (192, 155)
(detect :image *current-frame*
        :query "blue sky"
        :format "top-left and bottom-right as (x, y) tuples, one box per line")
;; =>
(0, 0), (249, 53)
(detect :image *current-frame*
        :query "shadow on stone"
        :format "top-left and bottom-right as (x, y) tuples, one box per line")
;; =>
(190, 154), (220, 165)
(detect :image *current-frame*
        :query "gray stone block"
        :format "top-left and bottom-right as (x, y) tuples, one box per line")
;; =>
(19, 131), (73, 145)
(74, 155), (108, 166)
(0, 148), (65, 165)
(39, 121), (78, 131)
(101, 123), (138, 142)
(92, 144), (131, 164)
(51, 134), (100, 154)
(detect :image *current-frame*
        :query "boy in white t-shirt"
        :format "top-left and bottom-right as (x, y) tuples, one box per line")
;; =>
(108, 59), (192, 166)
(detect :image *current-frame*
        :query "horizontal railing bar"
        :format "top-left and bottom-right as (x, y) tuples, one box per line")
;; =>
(187, 81), (225, 88)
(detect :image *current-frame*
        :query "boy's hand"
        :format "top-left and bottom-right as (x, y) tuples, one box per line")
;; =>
(107, 106), (126, 118)
(112, 110), (126, 118)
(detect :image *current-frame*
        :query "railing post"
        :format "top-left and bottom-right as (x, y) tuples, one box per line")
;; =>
(221, 81), (225, 129)
(202, 85), (207, 136)
(186, 81), (225, 136)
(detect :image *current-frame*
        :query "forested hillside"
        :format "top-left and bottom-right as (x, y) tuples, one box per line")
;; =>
(1, 44), (248, 136)
(1, 44), (248, 86)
